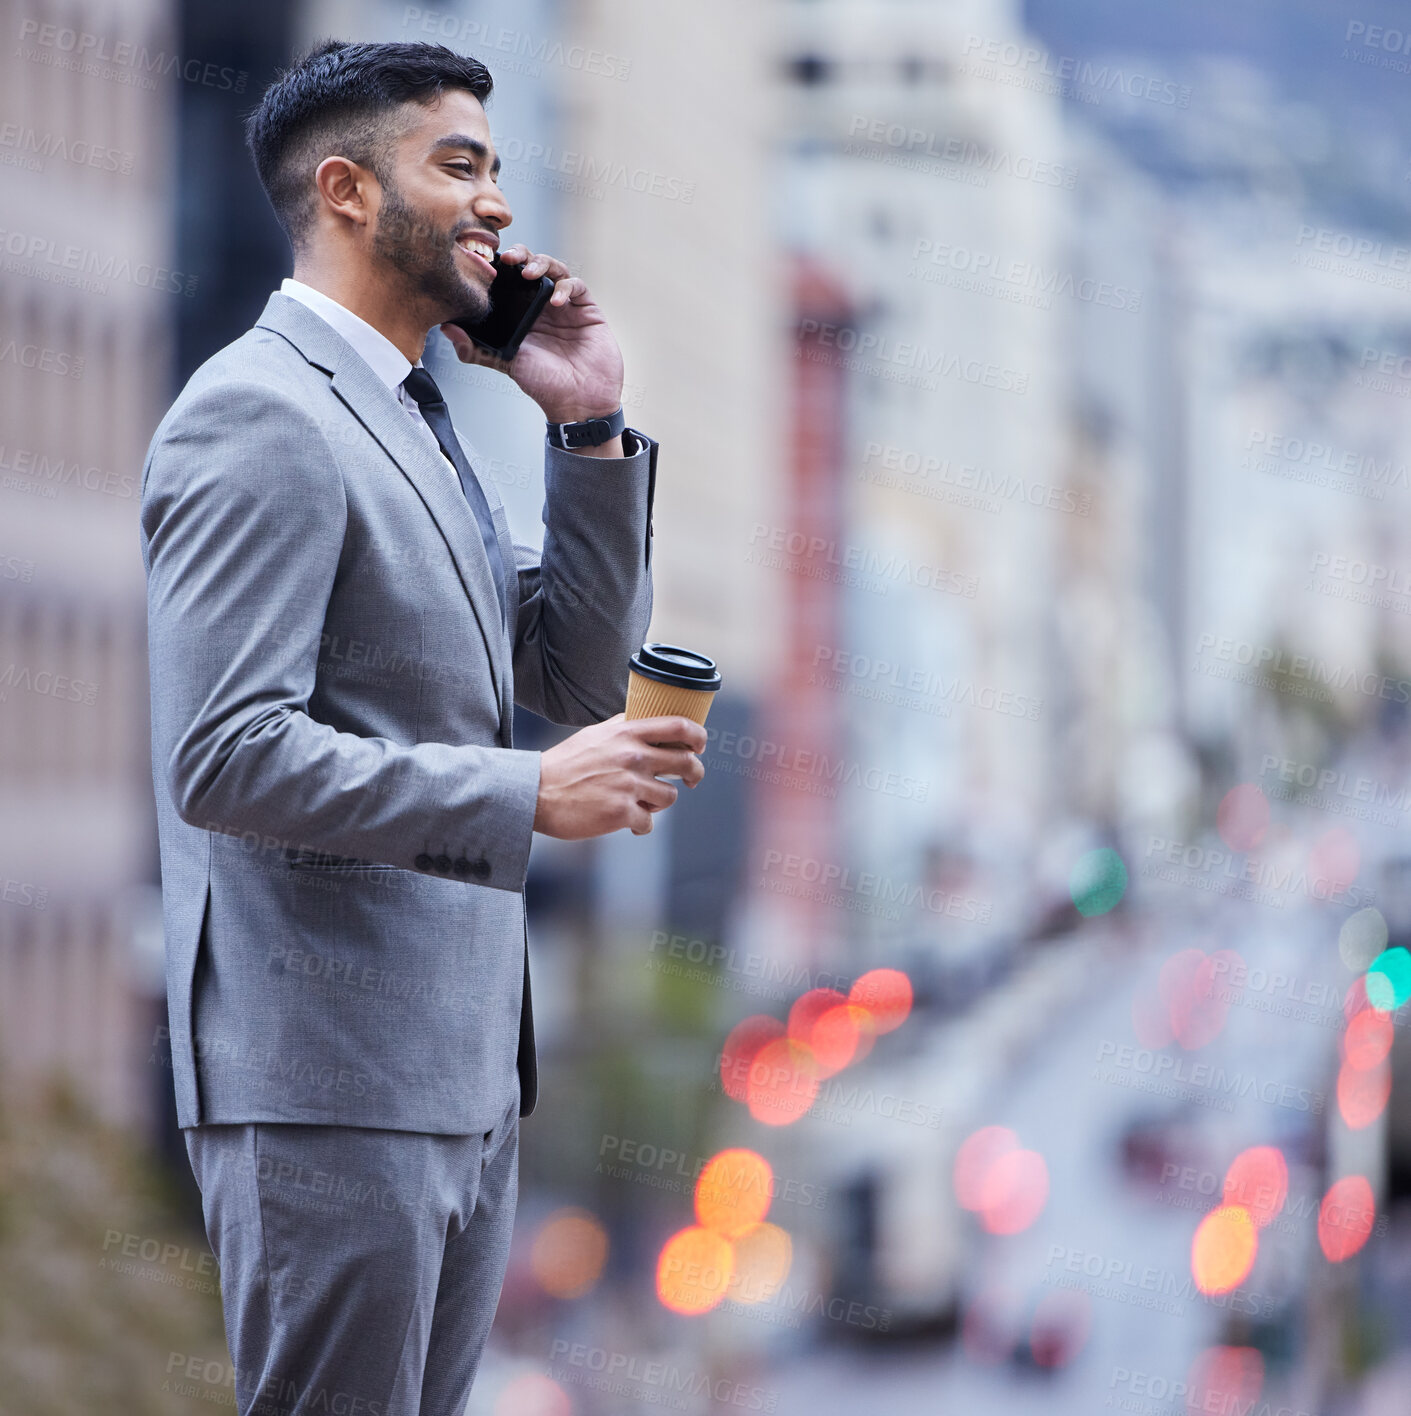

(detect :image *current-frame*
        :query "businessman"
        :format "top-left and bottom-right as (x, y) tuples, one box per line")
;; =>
(140, 38), (704, 1416)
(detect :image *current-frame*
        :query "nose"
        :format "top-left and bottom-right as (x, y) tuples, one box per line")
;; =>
(475, 184), (512, 233)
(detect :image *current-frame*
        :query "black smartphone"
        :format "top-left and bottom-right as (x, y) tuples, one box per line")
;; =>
(451, 257), (556, 359)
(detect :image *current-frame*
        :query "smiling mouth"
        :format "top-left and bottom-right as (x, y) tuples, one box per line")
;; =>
(455, 235), (497, 278)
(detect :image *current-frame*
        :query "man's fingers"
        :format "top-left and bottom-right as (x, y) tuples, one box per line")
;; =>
(639, 745), (704, 786)
(634, 776), (678, 812)
(629, 804), (655, 836)
(624, 715), (708, 753)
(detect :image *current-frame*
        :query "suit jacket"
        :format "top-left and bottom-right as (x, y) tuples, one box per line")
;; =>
(140, 291), (656, 1133)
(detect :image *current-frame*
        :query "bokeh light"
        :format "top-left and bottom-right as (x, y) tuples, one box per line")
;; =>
(1342, 1008), (1394, 1071)
(1366, 947), (1411, 1012)
(978, 1148), (1049, 1235)
(1309, 826), (1361, 895)
(725, 1222), (793, 1305)
(1216, 783), (1270, 851)
(1337, 1058), (1391, 1130)
(1222, 1147), (1288, 1229)
(849, 968), (913, 1033)
(529, 1208), (609, 1300)
(746, 1038), (820, 1126)
(808, 1003), (874, 1076)
(787, 988), (848, 1044)
(720, 1015), (784, 1104)
(694, 1149), (774, 1238)
(1069, 847), (1128, 916)
(656, 1226), (734, 1315)
(1339, 907), (1389, 973)
(1191, 1205), (1258, 1295)
(1318, 1176), (1376, 1262)
(493, 1374), (572, 1416)
(954, 1126), (1020, 1212)
(1186, 1346), (1264, 1416)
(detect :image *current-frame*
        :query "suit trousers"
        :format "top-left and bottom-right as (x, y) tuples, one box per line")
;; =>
(182, 1079), (519, 1416)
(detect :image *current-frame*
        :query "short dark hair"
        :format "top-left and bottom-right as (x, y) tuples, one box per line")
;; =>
(245, 39), (494, 251)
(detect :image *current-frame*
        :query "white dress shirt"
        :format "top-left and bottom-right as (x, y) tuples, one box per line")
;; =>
(278, 277), (460, 488)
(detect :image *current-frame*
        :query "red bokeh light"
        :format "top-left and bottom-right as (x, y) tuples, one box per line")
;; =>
(720, 1015), (783, 1104)
(1342, 1008), (1394, 1071)
(1217, 784), (1270, 852)
(954, 1126), (1019, 1212)
(1309, 826), (1361, 895)
(1222, 1147), (1288, 1229)
(849, 968), (913, 1033)
(978, 1148), (1049, 1235)
(746, 1038), (819, 1126)
(1186, 1346), (1264, 1416)
(1318, 1176), (1376, 1262)
(1337, 1058), (1391, 1130)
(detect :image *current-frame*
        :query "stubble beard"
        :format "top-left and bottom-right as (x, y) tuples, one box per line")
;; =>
(370, 176), (490, 326)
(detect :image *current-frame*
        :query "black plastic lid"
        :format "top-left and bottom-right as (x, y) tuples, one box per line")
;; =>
(629, 642), (722, 692)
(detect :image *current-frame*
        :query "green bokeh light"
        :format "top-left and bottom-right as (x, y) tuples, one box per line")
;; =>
(1070, 848), (1127, 917)
(1366, 947), (1411, 1012)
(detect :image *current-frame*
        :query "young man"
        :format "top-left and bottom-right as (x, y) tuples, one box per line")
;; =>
(140, 38), (704, 1415)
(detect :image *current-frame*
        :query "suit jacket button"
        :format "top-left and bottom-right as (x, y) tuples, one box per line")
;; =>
(433, 854), (452, 873)
(472, 857), (491, 880)
(452, 857), (472, 877)
(415, 853), (434, 871)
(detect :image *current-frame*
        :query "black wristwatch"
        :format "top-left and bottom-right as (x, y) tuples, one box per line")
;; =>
(546, 405), (627, 450)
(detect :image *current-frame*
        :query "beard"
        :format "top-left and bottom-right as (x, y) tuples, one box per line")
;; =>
(369, 176), (490, 325)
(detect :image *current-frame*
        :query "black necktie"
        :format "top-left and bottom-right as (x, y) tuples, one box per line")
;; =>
(401, 365), (508, 628)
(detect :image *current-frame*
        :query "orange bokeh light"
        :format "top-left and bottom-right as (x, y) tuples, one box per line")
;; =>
(978, 1148), (1049, 1235)
(954, 1126), (1019, 1212)
(1318, 1176), (1376, 1262)
(1221, 1147), (1288, 1229)
(849, 968), (913, 1033)
(725, 1221), (793, 1305)
(656, 1225), (734, 1315)
(694, 1149), (774, 1238)
(788, 988), (848, 1042)
(809, 1003), (875, 1076)
(1191, 1205), (1258, 1295)
(746, 1038), (819, 1126)
(1343, 1008), (1394, 1071)
(720, 1015), (783, 1103)
(1186, 1347), (1264, 1416)
(529, 1208), (609, 1300)
(1337, 1058), (1391, 1130)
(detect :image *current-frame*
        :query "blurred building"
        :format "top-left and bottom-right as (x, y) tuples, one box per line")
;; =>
(0, 0), (180, 1135)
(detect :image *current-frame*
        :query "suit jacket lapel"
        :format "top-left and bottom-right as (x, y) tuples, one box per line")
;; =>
(254, 293), (509, 713)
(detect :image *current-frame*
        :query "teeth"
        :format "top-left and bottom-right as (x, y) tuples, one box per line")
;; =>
(461, 239), (494, 262)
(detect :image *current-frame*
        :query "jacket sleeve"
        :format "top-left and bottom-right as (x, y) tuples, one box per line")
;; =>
(140, 380), (541, 893)
(511, 429), (657, 725)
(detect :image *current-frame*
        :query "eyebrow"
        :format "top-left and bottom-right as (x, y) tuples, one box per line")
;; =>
(429, 134), (501, 178)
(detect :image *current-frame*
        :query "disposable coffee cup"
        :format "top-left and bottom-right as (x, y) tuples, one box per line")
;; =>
(624, 643), (722, 756)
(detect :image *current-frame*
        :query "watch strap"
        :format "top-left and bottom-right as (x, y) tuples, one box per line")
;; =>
(546, 405), (626, 449)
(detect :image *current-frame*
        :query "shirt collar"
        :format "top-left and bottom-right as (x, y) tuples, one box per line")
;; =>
(279, 277), (421, 391)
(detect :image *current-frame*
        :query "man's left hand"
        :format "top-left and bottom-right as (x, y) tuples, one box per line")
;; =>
(439, 245), (624, 425)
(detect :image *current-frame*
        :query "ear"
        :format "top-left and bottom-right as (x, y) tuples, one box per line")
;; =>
(313, 154), (376, 228)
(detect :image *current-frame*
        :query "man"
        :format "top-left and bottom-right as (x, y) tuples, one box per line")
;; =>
(140, 38), (704, 1416)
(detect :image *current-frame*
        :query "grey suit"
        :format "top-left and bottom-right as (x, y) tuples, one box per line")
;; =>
(140, 290), (656, 1411)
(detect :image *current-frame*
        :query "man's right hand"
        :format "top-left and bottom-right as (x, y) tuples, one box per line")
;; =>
(533, 712), (707, 839)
